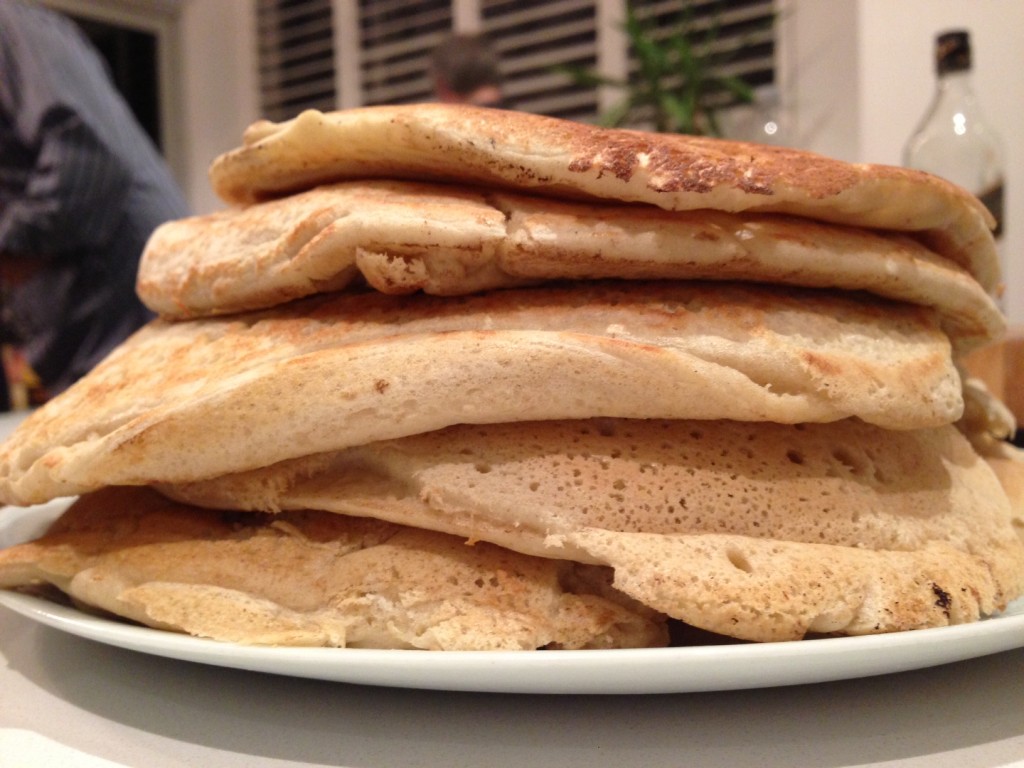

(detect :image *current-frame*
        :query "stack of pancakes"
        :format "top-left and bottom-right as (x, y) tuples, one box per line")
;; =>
(1, 105), (1022, 650)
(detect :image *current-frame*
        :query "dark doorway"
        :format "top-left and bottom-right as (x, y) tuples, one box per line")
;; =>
(68, 14), (162, 150)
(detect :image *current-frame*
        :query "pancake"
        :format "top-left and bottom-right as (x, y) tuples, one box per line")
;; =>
(2, 104), (1016, 649)
(157, 417), (1024, 642)
(137, 181), (1003, 350)
(158, 418), (1016, 563)
(207, 105), (1001, 293)
(0, 282), (962, 506)
(136, 180), (520, 319)
(981, 442), (1024, 542)
(0, 486), (666, 650)
(563, 529), (1007, 641)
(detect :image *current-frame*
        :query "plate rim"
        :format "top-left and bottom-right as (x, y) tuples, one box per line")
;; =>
(2, 500), (1023, 694)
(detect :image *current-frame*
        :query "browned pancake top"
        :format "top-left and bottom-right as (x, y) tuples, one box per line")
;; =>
(209, 105), (1000, 291)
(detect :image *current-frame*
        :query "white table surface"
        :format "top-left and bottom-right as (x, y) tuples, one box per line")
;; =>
(1, 614), (1023, 768)
(2, 413), (1024, 768)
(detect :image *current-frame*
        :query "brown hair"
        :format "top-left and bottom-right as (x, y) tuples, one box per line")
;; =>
(430, 33), (503, 96)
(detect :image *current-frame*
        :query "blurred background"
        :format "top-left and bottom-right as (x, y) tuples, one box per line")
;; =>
(28, 0), (1024, 325)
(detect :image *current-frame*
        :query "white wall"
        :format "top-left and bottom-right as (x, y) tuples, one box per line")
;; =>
(177, 0), (260, 214)
(777, 0), (860, 162)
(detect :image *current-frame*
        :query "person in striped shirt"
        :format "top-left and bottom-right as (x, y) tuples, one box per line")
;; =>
(0, 0), (189, 404)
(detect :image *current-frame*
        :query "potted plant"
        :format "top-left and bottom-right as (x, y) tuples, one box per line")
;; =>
(562, 2), (766, 136)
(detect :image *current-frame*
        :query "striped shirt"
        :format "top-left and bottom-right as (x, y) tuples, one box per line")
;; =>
(0, 0), (189, 395)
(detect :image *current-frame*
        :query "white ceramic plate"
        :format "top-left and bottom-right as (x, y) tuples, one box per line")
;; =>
(2, 500), (1023, 694)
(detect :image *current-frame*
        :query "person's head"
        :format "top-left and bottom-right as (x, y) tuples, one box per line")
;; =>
(430, 33), (505, 108)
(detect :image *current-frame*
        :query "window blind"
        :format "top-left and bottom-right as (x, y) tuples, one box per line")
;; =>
(481, 0), (599, 121)
(257, 0), (336, 122)
(359, 0), (452, 106)
(256, 0), (775, 128)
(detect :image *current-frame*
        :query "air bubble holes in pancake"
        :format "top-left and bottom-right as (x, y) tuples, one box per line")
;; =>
(828, 446), (893, 486)
(726, 547), (754, 574)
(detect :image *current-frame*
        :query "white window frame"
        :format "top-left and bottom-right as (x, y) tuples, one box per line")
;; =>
(38, 0), (187, 189)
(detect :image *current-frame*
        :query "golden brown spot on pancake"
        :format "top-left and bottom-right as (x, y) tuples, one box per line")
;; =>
(800, 350), (843, 378)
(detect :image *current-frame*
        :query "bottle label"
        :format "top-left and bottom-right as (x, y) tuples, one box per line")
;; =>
(978, 181), (1005, 239)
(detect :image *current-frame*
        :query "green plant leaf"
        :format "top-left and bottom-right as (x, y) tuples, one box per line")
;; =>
(658, 93), (690, 133)
(599, 98), (635, 128)
(554, 64), (626, 90)
(716, 74), (755, 104)
(705, 107), (723, 137)
(549, 1), (773, 136)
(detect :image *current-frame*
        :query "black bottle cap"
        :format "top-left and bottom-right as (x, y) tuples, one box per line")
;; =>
(936, 30), (971, 75)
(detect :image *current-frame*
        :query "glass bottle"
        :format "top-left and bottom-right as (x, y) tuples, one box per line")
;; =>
(903, 30), (1005, 243)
